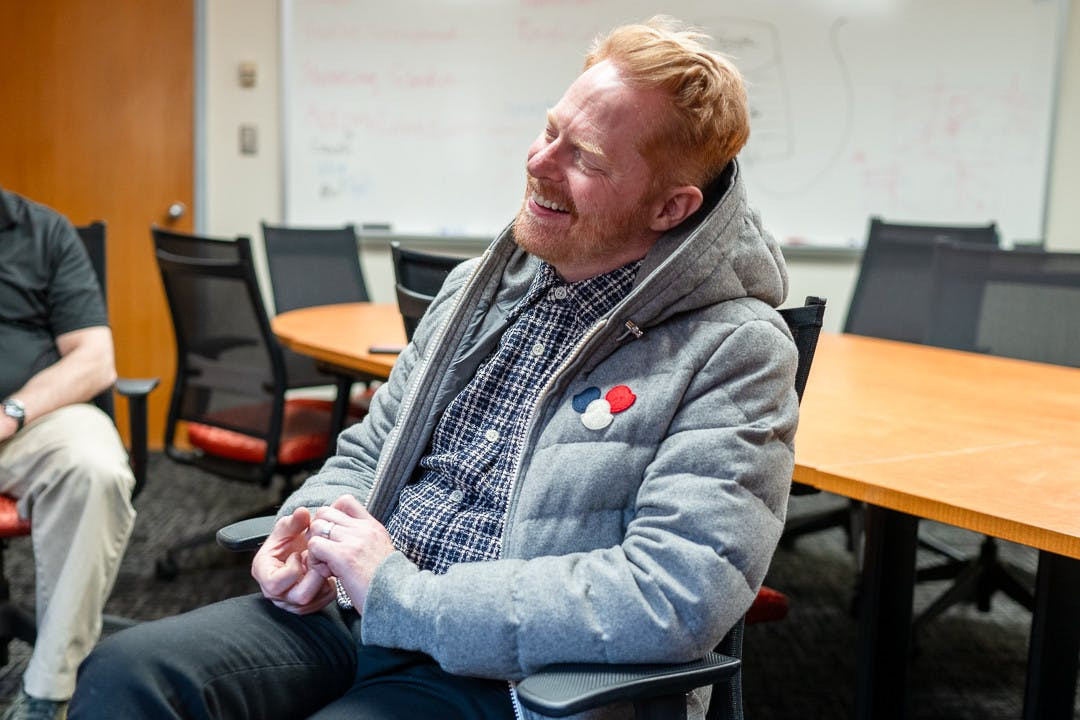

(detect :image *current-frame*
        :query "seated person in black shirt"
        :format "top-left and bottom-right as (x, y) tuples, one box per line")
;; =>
(0, 188), (136, 720)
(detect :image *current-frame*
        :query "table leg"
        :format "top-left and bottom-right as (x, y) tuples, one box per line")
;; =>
(856, 505), (918, 720)
(329, 375), (353, 442)
(316, 360), (381, 458)
(1023, 551), (1080, 719)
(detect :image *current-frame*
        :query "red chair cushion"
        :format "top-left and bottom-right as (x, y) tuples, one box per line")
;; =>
(0, 495), (32, 538)
(746, 585), (790, 625)
(186, 397), (365, 466)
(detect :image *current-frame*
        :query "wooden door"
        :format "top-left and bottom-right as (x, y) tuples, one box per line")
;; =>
(0, 1), (194, 448)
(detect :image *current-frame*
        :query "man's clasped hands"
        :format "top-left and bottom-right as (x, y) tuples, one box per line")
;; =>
(251, 494), (397, 616)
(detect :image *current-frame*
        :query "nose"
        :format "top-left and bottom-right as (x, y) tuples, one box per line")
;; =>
(527, 137), (561, 181)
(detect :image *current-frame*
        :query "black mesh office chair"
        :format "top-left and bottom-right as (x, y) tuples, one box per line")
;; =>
(261, 223), (368, 315)
(782, 217), (999, 552)
(390, 241), (469, 341)
(0, 222), (157, 662)
(843, 217), (1001, 342)
(909, 242), (1080, 630)
(262, 222), (372, 435)
(217, 297), (827, 720)
(152, 227), (341, 579)
(924, 242), (1080, 364)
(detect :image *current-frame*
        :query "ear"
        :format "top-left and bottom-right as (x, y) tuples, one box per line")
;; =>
(648, 185), (704, 233)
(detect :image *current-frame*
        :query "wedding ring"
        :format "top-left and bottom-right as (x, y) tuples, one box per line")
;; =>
(323, 521), (334, 539)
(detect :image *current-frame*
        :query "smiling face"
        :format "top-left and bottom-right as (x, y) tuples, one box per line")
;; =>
(512, 61), (673, 282)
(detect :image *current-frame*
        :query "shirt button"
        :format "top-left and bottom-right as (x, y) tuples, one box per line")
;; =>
(531, 342), (545, 356)
(553, 286), (568, 300)
(485, 428), (500, 442)
(449, 489), (465, 503)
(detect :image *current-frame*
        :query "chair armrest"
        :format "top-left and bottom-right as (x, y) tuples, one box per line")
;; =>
(217, 515), (276, 551)
(515, 652), (740, 718)
(115, 377), (160, 499)
(395, 283), (434, 320)
(115, 378), (161, 398)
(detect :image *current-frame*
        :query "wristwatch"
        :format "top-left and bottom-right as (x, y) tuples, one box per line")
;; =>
(2, 398), (26, 431)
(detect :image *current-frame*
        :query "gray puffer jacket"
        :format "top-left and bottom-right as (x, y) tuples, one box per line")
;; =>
(281, 161), (799, 719)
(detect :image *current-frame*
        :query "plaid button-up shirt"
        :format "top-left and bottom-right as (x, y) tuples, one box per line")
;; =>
(384, 260), (640, 574)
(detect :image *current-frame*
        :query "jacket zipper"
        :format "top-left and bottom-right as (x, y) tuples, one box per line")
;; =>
(365, 258), (486, 518)
(498, 318), (606, 720)
(509, 681), (526, 719)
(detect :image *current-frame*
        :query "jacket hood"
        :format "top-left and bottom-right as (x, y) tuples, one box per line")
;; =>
(626, 159), (788, 328)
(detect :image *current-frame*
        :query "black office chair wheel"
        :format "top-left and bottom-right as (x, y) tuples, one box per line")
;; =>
(154, 554), (179, 581)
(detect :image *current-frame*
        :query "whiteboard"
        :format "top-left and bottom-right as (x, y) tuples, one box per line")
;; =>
(282, 0), (1065, 247)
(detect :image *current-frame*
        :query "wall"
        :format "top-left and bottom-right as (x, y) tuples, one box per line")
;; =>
(1047, 0), (1080, 252)
(204, 0), (282, 305)
(203, 1), (1079, 332)
(283, 0), (1063, 249)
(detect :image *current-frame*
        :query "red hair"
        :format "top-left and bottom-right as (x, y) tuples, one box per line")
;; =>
(584, 16), (750, 189)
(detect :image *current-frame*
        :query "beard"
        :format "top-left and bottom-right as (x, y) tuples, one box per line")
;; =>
(512, 176), (654, 273)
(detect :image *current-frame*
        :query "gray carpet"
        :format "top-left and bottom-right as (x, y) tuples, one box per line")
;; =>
(0, 455), (1068, 718)
(747, 497), (1045, 719)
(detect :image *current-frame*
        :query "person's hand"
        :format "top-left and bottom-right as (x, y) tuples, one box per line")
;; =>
(251, 507), (336, 614)
(307, 494), (397, 612)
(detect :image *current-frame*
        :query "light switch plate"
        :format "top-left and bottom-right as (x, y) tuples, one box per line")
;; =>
(239, 124), (257, 155)
(238, 61), (256, 88)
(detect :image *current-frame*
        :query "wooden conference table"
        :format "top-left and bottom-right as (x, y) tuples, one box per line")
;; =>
(272, 302), (405, 379)
(273, 302), (405, 435)
(273, 303), (1080, 720)
(794, 332), (1080, 720)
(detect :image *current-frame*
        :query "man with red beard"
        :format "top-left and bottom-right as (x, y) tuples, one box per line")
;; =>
(72, 16), (798, 720)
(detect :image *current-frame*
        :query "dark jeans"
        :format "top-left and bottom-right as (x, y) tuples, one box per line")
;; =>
(69, 593), (516, 720)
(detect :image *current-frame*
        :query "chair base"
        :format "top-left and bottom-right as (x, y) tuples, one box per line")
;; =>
(1, 607), (139, 669)
(155, 501), (286, 580)
(913, 535), (1035, 639)
(0, 601), (36, 667)
(0, 538), (37, 667)
(781, 497), (860, 552)
(2, 582), (140, 668)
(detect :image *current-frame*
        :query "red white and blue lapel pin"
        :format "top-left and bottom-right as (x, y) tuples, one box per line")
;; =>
(572, 385), (636, 430)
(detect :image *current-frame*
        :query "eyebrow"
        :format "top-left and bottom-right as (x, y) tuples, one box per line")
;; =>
(547, 110), (607, 160)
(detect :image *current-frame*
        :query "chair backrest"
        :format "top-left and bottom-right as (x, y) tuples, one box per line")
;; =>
(261, 223), (369, 312)
(707, 295), (827, 720)
(261, 222), (369, 388)
(152, 227), (288, 480)
(778, 296), (827, 403)
(74, 221), (157, 497)
(925, 243), (1080, 367)
(844, 217), (999, 343)
(74, 221), (114, 419)
(390, 241), (469, 341)
(76, 221), (107, 297)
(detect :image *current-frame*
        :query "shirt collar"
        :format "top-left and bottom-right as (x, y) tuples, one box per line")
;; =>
(512, 259), (641, 327)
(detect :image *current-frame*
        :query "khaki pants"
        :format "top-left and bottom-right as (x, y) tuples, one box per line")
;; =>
(0, 404), (135, 701)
